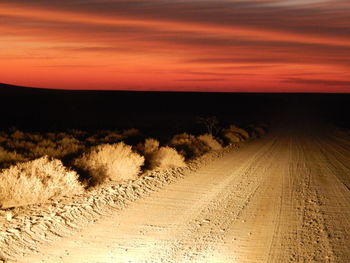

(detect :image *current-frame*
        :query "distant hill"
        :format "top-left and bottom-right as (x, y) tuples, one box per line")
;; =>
(0, 83), (50, 95)
(0, 82), (349, 131)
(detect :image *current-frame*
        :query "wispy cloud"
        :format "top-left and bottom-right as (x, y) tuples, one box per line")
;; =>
(0, 0), (349, 91)
(175, 78), (226, 82)
(284, 78), (350, 86)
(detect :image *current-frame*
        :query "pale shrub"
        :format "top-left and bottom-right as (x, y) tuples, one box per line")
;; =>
(169, 133), (210, 159)
(198, 134), (222, 150)
(0, 156), (84, 208)
(73, 142), (144, 184)
(137, 139), (185, 170)
(149, 147), (186, 170)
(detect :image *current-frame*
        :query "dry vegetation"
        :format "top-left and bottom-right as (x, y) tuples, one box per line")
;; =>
(198, 134), (222, 151)
(137, 138), (186, 170)
(0, 156), (84, 209)
(73, 142), (144, 185)
(0, 122), (266, 208)
(169, 133), (211, 160)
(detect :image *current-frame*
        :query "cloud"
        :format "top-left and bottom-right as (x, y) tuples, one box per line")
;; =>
(180, 71), (255, 77)
(0, 0), (349, 91)
(2, 0), (349, 40)
(284, 78), (350, 86)
(175, 78), (226, 82)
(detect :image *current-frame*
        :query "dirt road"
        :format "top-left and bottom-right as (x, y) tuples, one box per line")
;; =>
(15, 130), (350, 262)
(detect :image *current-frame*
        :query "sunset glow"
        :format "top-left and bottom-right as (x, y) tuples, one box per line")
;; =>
(1, 0), (350, 92)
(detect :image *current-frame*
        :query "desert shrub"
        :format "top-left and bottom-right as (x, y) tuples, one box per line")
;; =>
(224, 125), (250, 140)
(123, 128), (140, 137)
(0, 156), (84, 208)
(18, 136), (85, 160)
(136, 138), (160, 169)
(136, 139), (185, 170)
(254, 127), (266, 136)
(0, 132), (9, 144)
(101, 132), (124, 143)
(10, 130), (26, 140)
(26, 133), (44, 142)
(220, 124), (250, 145)
(0, 147), (28, 169)
(86, 130), (124, 145)
(169, 133), (210, 160)
(149, 147), (186, 170)
(222, 132), (242, 144)
(248, 125), (266, 138)
(1, 130), (85, 162)
(137, 138), (160, 155)
(197, 134), (222, 150)
(73, 142), (144, 184)
(4, 138), (36, 151)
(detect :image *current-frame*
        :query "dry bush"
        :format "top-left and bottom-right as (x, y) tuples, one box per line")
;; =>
(1, 130), (85, 161)
(220, 124), (250, 145)
(149, 147), (186, 170)
(102, 132), (124, 143)
(224, 125), (250, 140)
(0, 132), (9, 144)
(87, 130), (124, 145)
(222, 132), (242, 143)
(137, 138), (160, 155)
(136, 139), (185, 170)
(0, 156), (84, 208)
(123, 128), (140, 137)
(254, 127), (266, 136)
(24, 137), (84, 160)
(26, 133), (44, 142)
(136, 138), (160, 169)
(10, 130), (26, 140)
(0, 147), (28, 168)
(247, 125), (266, 138)
(73, 142), (144, 184)
(169, 133), (210, 160)
(198, 134), (222, 150)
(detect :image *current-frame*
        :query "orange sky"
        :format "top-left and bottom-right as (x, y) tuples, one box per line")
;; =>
(1, 0), (350, 92)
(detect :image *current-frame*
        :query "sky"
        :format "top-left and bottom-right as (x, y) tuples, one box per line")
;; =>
(0, 0), (350, 92)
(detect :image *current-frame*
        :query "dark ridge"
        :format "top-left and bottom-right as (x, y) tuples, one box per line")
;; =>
(1, 83), (349, 133)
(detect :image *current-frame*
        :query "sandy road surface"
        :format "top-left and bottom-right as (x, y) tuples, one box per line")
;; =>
(15, 130), (350, 262)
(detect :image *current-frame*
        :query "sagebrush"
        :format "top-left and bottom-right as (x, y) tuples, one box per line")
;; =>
(198, 134), (222, 150)
(149, 147), (186, 170)
(73, 142), (144, 184)
(169, 133), (210, 160)
(0, 156), (84, 208)
(137, 139), (185, 170)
